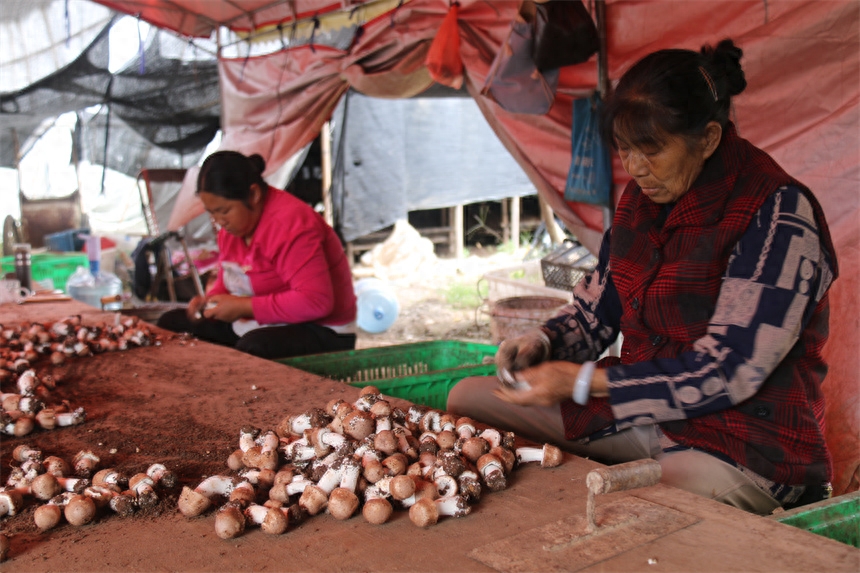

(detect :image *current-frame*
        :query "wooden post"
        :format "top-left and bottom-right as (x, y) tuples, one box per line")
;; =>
(511, 197), (520, 251)
(501, 198), (510, 243)
(321, 121), (333, 227)
(453, 204), (464, 257)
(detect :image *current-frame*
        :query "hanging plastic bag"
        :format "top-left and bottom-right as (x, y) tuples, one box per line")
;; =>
(564, 94), (613, 206)
(480, 5), (559, 115)
(425, 3), (463, 89)
(533, 0), (599, 73)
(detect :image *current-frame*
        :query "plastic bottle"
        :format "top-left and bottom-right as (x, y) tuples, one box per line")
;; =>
(66, 235), (123, 311)
(355, 278), (400, 334)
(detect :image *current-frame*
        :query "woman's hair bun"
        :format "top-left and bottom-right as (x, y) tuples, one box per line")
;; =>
(702, 38), (747, 97)
(248, 153), (267, 175)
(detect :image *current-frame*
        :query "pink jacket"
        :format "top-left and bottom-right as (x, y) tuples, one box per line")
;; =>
(207, 188), (356, 327)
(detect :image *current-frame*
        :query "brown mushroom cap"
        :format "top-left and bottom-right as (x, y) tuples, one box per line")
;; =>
(34, 504), (63, 531)
(215, 503), (246, 539)
(461, 437), (490, 463)
(389, 475), (416, 501)
(261, 507), (288, 535)
(362, 497), (393, 525)
(541, 444), (563, 468)
(342, 410), (375, 441)
(64, 494), (97, 526)
(359, 385), (381, 396)
(374, 430), (398, 455)
(30, 472), (62, 501)
(408, 498), (439, 527)
(227, 448), (245, 471)
(327, 487), (359, 520)
(436, 429), (457, 450)
(178, 486), (212, 517)
(382, 453), (408, 477)
(362, 459), (385, 484)
(298, 484), (328, 516)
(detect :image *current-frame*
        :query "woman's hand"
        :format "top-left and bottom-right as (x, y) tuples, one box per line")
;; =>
(493, 361), (609, 407)
(202, 294), (254, 323)
(186, 295), (208, 323)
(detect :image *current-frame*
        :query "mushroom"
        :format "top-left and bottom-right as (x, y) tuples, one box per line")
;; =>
(214, 501), (246, 539)
(327, 487), (359, 520)
(229, 480), (256, 507)
(146, 463), (178, 489)
(34, 502), (64, 531)
(30, 472), (62, 501)
(490, 446), (517, 475)
(72, 450), (100, 477)
(0, 489), (23, 517)
(129, 473), (158, 508)
(42, 456), (71, 477)
(244, 503), (289, 534)
(298, 484), (328, 516)
(374, 430), (398, 456)
(56, 407), (86, 428)
(362, 493), (393, 525)
(477, 453), (507, 492)
(12, 444), (40, 463)
(382, 453), (408, 477)
(479, 428), (502, 449)
(342, 410), (374, 441)
(460, 437), (490, 463)
(515, 444), (563, 468)
(178, 475), (237, 517)
(457, 470), (482, 502)
(92, 468), (127, 493)
(408, 495), (471, 527)
(64, 494), (97, 526)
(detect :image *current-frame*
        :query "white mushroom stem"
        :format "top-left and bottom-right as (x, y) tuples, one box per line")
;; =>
(285, 478), (314, 496)
(289, 413), (313, 435)
(339, 458), (361, 492)
(316, 463), (345, 494)
(57, 408), (86, 427)
(17, 370), (38, 395)
(435, 495), (471, 518)
(375, 415), (392, 433)
(257, 430), (280, 452)
(146, 463), (177, 488)
(0, 489), (23, 517)
(197, 475), (236, 497)
(57, 477), (89, 493)
(515, 444), (563, 468)
(479, 428), (502, 449)
(239, 427), (259, 452)
(12, 444), (41, 462)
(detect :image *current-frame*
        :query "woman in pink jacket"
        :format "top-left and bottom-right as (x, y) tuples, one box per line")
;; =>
(157, 151), (357, 359)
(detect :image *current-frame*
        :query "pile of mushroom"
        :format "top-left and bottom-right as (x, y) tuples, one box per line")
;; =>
(0, 315), (158, 437)
(178, 386), (562, 539)
(0, 444), (176, 531)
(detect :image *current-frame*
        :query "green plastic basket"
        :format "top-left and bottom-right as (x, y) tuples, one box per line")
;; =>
(773, 491), (859, 547)
(278, 340), (498, 410)
(1, 252), (89, 293)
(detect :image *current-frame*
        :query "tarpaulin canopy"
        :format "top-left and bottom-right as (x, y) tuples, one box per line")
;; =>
(18, 0), (860, 496)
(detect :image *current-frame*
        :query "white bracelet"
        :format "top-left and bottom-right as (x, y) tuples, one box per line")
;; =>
(573, 361), (595, 406)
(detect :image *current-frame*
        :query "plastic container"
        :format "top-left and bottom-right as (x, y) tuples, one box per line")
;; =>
(277, 340), (498, 410)
(45, 228), (89, 252)
(355, 278), (400, 334)
(1, 252), (89, 293)
(66, 236), (123, 310)
(773, 491), (859, 547)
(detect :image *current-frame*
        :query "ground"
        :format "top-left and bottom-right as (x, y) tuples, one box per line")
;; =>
(354, 246), (530, 349)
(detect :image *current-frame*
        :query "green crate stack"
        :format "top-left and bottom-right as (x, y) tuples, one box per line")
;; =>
(1, 252), (89, 293)
(278, 340), (498, 410)
(773, 491), (859, 548)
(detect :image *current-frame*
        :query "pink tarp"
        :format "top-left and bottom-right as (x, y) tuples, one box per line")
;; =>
(98, 0), (859, 496)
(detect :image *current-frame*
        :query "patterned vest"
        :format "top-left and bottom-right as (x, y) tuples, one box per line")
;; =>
(561, 123), (837, 485)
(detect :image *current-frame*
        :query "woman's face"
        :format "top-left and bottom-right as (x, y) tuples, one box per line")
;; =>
(615, 124), (721, 204)
(199, 185), (263, 240)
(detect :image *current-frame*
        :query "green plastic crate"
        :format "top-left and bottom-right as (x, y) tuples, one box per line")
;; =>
(278, 340), (498, 410)
(1, 252), (89, 293)
(773, 491), (859, 548)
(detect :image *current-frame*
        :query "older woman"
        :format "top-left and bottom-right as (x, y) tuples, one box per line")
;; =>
(447, 39), (838, 514)
(157, 151), (357, 359)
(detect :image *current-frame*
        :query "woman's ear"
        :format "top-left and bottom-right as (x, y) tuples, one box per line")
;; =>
(248, 183), (263, 207)
(702, 121), (723, 160)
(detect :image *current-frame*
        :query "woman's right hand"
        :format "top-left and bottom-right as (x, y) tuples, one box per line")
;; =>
(186, 295), (207, 323)
(495, 329), (551, 386)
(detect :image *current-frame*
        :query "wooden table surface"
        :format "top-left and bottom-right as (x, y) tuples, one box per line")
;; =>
(1, 300), (857, 572)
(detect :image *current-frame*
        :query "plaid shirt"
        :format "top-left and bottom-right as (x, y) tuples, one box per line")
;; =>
(549, 124), (837, 486)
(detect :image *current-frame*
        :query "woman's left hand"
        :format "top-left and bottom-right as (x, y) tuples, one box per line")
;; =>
(493, 361), (608, 407)
(202, 294), (254, 323)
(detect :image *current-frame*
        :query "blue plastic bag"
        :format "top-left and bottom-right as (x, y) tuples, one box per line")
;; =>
(564, 95), (613, 206)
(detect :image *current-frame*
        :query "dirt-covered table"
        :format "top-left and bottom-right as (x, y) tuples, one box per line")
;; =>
(1, 300), (857, 572)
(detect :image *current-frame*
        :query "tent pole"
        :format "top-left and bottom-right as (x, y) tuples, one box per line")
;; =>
(595, 0), (613, 232)
(321, 121), (333, 227)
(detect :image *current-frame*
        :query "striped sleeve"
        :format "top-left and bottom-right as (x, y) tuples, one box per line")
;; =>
(606, 186), (834, 428)
(543, 230), (623, 363)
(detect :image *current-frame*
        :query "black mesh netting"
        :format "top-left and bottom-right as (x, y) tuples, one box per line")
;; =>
(0, 17), (220, 176)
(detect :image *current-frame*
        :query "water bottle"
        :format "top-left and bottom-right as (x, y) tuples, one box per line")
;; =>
(355, 278), (400, 334)
(67, 236), (123, 311)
